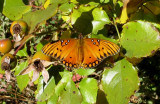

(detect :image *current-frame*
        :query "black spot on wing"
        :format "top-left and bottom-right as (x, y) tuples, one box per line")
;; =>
(57, 56), (61, 60)
(104, 53), (107, 57)
(100, 55), (104, 59)
(54, 53), (57, 57)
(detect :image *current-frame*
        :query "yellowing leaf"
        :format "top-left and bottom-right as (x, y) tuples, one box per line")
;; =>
(118, 7), (128, 24)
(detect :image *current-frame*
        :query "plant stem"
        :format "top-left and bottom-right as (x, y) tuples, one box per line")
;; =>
(113, 18), (120, 39)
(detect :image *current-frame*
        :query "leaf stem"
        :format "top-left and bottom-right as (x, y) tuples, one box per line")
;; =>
(113, 18), (120, 39)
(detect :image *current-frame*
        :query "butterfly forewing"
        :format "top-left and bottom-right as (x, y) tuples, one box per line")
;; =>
(100, 40), (120, 56)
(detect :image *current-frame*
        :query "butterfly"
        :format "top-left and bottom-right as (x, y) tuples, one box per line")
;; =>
(42, 37), (120, 68)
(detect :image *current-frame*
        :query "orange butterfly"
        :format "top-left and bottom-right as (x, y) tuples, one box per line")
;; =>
(42, 37), (120, 68)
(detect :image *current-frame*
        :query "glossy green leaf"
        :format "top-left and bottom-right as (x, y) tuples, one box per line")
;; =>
(71, 4), (97, 34)
(23, 3), (58, 34)
(79, 78), (98, 104)
(92, 8), (110, 34)
(101, 58), (139, 104)
(16, 74), (30, 91)
(58, 80), (82, 104)
(59, 3), (75, 15)
(71, 4), (96, 24)
(16, 45), (28, 57)
(14, 61), (28, 76)
(121, 21), (160, 58)
(3, 0), (31, 20)
(55, 72), (72, 96)
(74, 68), (95, 76)
(36, 77), (56, 101)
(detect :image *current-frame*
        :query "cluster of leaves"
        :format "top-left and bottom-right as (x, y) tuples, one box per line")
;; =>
(0, 0), (160, 104)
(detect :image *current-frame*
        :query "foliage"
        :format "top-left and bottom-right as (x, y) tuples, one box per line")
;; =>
(0, 0), (160, 103)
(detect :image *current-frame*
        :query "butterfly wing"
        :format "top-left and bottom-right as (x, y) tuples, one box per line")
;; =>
(42, 39), (80, 68)
(82, 38), (120, 68)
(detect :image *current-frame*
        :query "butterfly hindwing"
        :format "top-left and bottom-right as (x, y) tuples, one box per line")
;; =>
(82, 43), (100, 68)
(62, 46), (79, 68)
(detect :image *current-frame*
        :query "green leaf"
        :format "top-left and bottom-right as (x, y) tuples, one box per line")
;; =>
(0, 56), (5, 74)
(71, 4), (97, 34)
(23, 3), (58, 34)
(36, 77), (56, 101)
(74, 68), (95, 76)
(37, 43), (43, 51)
(55, 72), (72, 96)
(79, 78), (98, 104)
(100, 0), (109, 3)
(3, 0), (31, 20)
(101, 58), (139, 104)
(121, 21), (160, 58)
(58, 80), (82, 104)
(35, 0), (46, 6)
(59, 3), (75, 15)
(71, 3), (96, 24)
(37, 101), (46, 104)
(91, 34), (119, 44)
(0, 0), (4, 13)
(16, 45), (28, 57)
(16, 74), (30, 91)
(92, 8), (110, 34)
(53, 0), (68, 4)
(130, 10), (158, 23)
(14, 61), (28, 76)
(47, 93), (58, 104)
(35, 77), (44, 96)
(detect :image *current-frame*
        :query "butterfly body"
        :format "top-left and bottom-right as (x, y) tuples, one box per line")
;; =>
(42, 38), (120, 68)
